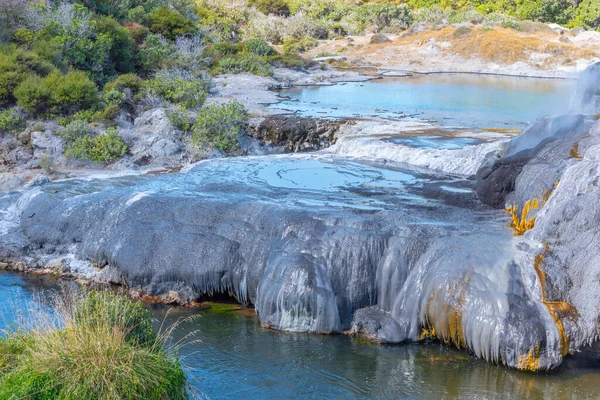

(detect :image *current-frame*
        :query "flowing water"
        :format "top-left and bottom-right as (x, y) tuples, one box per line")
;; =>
(2, 74), (599, 398)
(270, 74), (576, 128)
(1, 272), (599, 400)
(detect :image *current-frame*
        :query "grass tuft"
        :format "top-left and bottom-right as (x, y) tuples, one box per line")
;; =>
(0, 289), (190, 399)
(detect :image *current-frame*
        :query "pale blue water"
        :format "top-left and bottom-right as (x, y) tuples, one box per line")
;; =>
(270, 74), (576, 128)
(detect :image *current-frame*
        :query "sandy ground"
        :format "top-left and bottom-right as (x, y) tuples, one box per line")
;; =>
(306, 25), (600, 79)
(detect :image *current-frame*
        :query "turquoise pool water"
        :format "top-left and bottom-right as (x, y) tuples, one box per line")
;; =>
(270, 74), (576, 128)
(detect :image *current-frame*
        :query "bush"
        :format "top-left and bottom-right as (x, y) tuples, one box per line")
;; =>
(167, 106), (195, 132)
(192, 101), (248, 152)
(213, 53), (273, 76)
(247, 0), (290, 16)
(268, 53), (313, 69)
(45, 70), (99, 115)
(370, 33), (391, 44)
(38, 153), (55, 173)
(148, 6), (196, 40)
(0, 290), (187, 399)
(65, 127), (127, 163)
(59, 120), (93, 142)
(140, 34), (173, 73)
(0, 71), (20, 106)
(95, 16), (139, 75)
(570, 0), (600, 30)
(0, 108), (26, 134)
(242, 38), (276, 56)
(14, 75), (51, 114)
(145, 70), (209, 108)
(103, 74), (144, 98)
(282, 36), (319, 53)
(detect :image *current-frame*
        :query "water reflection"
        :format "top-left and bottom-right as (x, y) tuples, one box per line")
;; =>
(1, 272), (599, 400)
(271, 74), (576, 129)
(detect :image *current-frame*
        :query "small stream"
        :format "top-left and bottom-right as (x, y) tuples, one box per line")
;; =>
(1, 272), (599, 400)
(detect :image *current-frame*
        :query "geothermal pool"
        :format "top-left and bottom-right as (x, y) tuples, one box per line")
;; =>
(1, 73), (599, 397)
(2, 272), (599, 399)
(270, 74), (576, 128)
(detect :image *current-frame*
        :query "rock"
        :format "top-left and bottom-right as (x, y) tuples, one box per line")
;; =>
(121, 108), (190, 168)
(370, 33), (391, 44)
(0, 173), (24, 191)
(365, 24), (379, 34)
(252, 117), (342, 152)
(24, 174), (50, 189)
(559, 35), (571, 43)
(401, 22), (428, 38)
(351, 307), (403, 343)
(475, 114), (589, 208)
(452, 26), (473, 39)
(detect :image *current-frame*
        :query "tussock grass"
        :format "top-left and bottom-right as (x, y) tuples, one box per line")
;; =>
(0, 289), (193, 399)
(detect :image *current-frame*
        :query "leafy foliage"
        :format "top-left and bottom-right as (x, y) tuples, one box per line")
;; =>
(212, 53), (273, 76)
(145, 70), (210, 108)
(0, 108), (26, 134)
(192, 101), (248, 152)
(148, 6), (196, 40)
(65, 127), (127, 163)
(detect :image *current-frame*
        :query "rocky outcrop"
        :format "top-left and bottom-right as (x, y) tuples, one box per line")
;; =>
(252, 116), (343, 152)
(475, 114), (589, 208)
(118, 108), (193, 168)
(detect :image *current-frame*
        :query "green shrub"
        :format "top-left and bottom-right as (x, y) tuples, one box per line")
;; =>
(0, 108), (26, 134)
(192, 101), (248, 152)
(268, 53), (313, 69)
(247, 0), (290, 16)
(140, 34), (174, 73)
(148, 6), (196, 40)
(570, 0), (600, 30)
(95, 16), (139, 75)
(145, 72), (209, 108)
(59, 120), (93, 142)
(242, 38), (276, 56)
(167, 106), (195, 132)
(38, 153), (55, 173)
(45, 70), (99, 115)
(0, 290), (187, 399)
(0, 71), (20, 106)
(213, 53), (273, 76)
(65, 127), (127, 163)
(14, 75), (52, 114)
(282, 36), (319, 54)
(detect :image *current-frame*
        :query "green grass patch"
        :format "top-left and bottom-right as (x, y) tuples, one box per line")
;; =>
(0, 290), (189, 399)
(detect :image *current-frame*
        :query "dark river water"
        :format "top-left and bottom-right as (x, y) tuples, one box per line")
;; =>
(1, 272), (599, 400)
(270, 74), (576, 128)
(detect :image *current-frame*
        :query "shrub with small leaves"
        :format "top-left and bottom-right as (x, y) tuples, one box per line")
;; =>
(192, 101), (248, 152)
(14, 75), (51, 115)
(213, 53), (273, 76)
(167, 106), (195, 132)
(242, 39), (276, 56)
(0, 108), (26, 134)
(65, 128), (127, 163)
(148, 6), (196, 40)
(59, 120), (93, 142)
(282, 36), (319, 54)
(38, 153), (55, 173)
(103, 74), (144, 97)
(145, 70), (209, 108)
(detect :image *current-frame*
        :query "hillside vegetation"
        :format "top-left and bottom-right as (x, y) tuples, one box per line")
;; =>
(0, 0), (597, 164)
